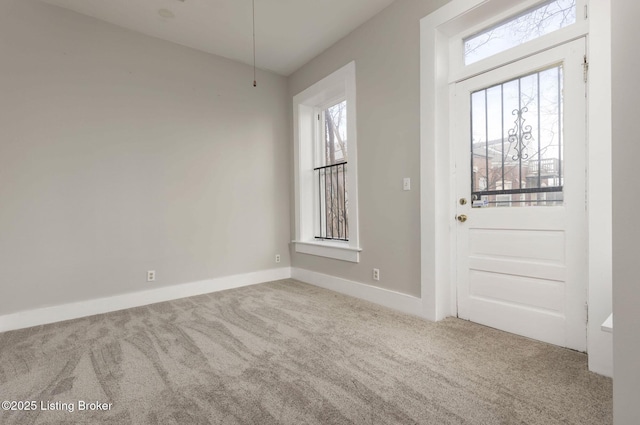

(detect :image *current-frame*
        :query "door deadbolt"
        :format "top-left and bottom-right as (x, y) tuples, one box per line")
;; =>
(457, 214), (468, 223)
(459, 198), (467, 205)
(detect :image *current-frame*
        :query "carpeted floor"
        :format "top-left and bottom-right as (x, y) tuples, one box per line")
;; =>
(0, 279), (612, 424)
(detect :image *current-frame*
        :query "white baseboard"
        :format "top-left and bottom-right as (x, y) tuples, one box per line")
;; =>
(0, 267), (292, 333)
(291, 267), (424, 317)
(1, 267), (425, 333)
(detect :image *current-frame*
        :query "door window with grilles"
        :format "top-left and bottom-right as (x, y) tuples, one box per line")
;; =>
(471, 65), (564, 207)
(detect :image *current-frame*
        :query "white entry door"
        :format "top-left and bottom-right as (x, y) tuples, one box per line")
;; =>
(453, 39), (587, 351)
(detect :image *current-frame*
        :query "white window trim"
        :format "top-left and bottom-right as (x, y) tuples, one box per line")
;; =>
(292, 61), (361, 263)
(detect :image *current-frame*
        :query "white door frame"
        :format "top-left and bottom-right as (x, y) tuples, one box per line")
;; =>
(419, 0), (613, 375)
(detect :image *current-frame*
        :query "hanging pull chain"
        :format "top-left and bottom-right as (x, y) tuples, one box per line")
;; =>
(252, 0), (256, 87)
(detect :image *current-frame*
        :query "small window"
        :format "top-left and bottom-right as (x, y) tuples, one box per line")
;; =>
(464, 0), (577, 65)
(478, 176), (487, 191)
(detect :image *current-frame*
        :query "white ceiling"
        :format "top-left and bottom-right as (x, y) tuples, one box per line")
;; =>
(40, 0), (396, 76)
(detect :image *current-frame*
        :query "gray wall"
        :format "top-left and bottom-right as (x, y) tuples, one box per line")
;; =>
(612, 1), (640, 423)
(0, 0), (290, 315)
(288, 0), (449, 297)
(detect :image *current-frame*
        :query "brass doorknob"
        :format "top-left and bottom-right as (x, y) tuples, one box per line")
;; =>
(457, 214), (468, 223)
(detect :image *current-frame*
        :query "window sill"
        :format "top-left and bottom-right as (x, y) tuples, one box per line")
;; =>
(292, 240), (361, 263)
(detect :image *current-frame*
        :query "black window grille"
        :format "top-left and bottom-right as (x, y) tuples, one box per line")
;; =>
(314, 162), (348, 241)
(470, 65), (564, 207)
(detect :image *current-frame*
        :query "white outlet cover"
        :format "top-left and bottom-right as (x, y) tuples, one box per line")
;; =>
(403, 178), (411, 191)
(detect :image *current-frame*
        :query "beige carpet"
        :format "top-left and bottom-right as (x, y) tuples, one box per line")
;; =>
(0, 279), (612, 424)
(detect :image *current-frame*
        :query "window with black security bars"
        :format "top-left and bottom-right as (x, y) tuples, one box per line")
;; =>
(315, 100), (349, 240)
(471, 65), (564, 207)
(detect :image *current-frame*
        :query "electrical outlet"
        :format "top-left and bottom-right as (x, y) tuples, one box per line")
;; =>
(373, 268), (380, 281)
(403, 177), (411, 191)
(275, 254), (281, 263)
(147, 270), (156, 282)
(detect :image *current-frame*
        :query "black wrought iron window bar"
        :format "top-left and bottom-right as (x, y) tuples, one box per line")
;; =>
(473, 186), (562, 198)
(314, 162), (348, 241)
